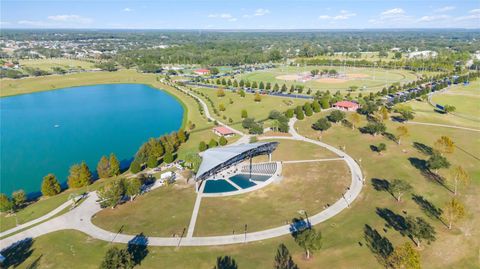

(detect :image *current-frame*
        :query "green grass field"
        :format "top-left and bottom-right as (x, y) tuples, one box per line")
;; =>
(92, 185), (197, 237)
(236, 65), (419, 93)
(406, 80), (480, 129)
(2, 71), (479, 269)
(19, 58), (96, 71)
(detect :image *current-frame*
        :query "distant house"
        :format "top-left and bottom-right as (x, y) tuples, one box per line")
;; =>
(333, 101), (359, 111)
(194, 68), (210, 75)
(213, 126), (235, 137)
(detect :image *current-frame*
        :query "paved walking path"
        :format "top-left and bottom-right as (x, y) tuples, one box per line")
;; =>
(1, 83), (364, 248)
(0, 198), (74, 238)
(407, 121), (480, 132)
(186, 183), (205, 238)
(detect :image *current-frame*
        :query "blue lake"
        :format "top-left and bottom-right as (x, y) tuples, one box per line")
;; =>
(0, 84), (184, 195)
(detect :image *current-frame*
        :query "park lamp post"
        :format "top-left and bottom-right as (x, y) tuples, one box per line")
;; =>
(244, 224), (248, 243)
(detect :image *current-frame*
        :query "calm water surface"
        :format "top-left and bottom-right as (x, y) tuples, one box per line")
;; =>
(0, 84), (184, 195)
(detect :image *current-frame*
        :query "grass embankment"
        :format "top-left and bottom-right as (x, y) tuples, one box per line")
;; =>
(236, 66), (419, 94)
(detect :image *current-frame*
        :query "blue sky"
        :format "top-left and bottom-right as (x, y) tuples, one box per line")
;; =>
(1, 0), (479, 29)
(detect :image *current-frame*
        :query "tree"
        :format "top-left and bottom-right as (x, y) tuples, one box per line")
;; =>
(239, 109), (248, 119)
(259, 81), (265, 89)
(213, 256), (238, 269)
(97, 178), (126, 208)
(97, 155), (111, 179)
(360, 122), (386, 136)
(184, 152), (202, 172)
(219, 103), (226, 111)
(388, 242), (421, 269)
(434, 136), (455, 155)
(177, 129), (187, 143)
(129, 159), (142, 174)
(41, 173), (61, 197)
(199, 141), (207, 151)
(109, 153), (121, 176)
(163, 151), (174, 164)
(209, 138), (218, 148)
(67, 162), (92, 188)
(239, 89), (246, 97)
(219, 136), (228, 146)
(396, 126), (409, 145)
(99, 246), (133, 269)
(126, 178), (142, 201)
(0, 193), (13, 213)
(389, 179), (412, 202)
(312, 101), (321, 113)
(12, 190), (26, 209)
(450, 165), (470, 196)
(285, 109), (294, 118)
(274, 244), (298, 269)
(217, 88), (225, 97)
(327, 110), (346, 123)
(147, 155), (157, 168)
(443, 105), (456, 113)
(376, 143), (387, 155)
(254, 92), (262, 102)
(350, 113), (361, 130)
(379, 106), (389, 121)
(252, 81), (258, 88)
(295, 106), (304, 120)
(293, 228), (322, 260)
(443, 197), (465, 230)
(427, 153), (450, 174)
(303, 103), (313, 116)
(406, 216), (436, 247)
(320, 97), (330, 109)
(395, 105), (415, 121)
(312, 118), (331, 133)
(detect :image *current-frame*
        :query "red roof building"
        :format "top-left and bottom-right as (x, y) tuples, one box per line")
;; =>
(333, 101), (359, 111)
(213, 126), (235, 137)
(194, 68), (210, 75)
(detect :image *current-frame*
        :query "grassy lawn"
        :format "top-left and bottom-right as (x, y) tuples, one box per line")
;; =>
(254, 138), (338, 163)
(19, 58), (96, 71)
(0, 178), (111, 232)
(236, 66), (419, 93)
(193, 86), (304, 126)
(195, 160), (350, 236)
(92, 184), (197, 237)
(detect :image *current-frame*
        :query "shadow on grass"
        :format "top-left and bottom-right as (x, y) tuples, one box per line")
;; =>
(213, 256), (238, 269)
(25, 254), (42, 269)
(412, 194), (445, 225)
(382, 132), (397, 143)
(413, 142), (434, 156)
(0, 238), (34, 268)
(370, 178), (397, 201)
(408, 157), (449, 191)
(363, 224), (393, 266)
(455, 145), (480, 162)
(289, 217), (311, 236)
(376, 208), (409, 237)
(127, 233), (149, 266)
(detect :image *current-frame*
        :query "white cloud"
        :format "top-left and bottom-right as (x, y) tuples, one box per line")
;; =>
(0, 21), (11, 25)
(254, 8), (270, 16)
(123, 8), (133, 12)
(381, 8), (405, 16)
(469, 9), (480, 14)
(318, 10), (356, 20)
(418, 15), (450, 22)
(18, 20), (51, 27)
(208, 13), (237, 22)
(47, 14), (93, 24)
(434, 6), (455, 13)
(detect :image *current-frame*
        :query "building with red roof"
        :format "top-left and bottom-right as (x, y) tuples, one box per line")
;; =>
(333, 101), (359, 111)
(212, 126), (235, 137)
(194, 68), (210, 75)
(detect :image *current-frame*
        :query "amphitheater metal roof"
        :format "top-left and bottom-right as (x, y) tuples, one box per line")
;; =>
(196, 142), (278, 181)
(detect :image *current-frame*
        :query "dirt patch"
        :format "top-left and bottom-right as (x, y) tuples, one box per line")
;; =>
(315, 78), (348, 84)
(347, 73), (370, 79)
(276, 74), (301, 81)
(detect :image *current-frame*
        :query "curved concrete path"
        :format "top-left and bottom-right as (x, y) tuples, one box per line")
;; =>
(1, 81), (363, 248)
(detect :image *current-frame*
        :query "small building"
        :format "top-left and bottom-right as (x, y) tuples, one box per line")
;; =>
(213, 126), (235, 137)
(194, 68), (210, 75)
(333, 101), (359, 111)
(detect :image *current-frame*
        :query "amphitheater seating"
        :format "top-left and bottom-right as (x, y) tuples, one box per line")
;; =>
(240, 162), (277, 175)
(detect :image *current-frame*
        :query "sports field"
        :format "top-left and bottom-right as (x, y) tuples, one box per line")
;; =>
(237, 65), (420, 93)
(19, 58), (96, 71)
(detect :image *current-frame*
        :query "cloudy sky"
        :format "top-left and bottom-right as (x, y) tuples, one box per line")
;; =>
(1, 0), (479, 29)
